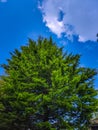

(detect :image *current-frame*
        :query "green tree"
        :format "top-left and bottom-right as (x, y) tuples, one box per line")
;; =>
(0, 37), (97, 130)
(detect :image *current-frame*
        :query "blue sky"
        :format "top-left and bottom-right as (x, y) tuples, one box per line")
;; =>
(0, 0), (98, 88)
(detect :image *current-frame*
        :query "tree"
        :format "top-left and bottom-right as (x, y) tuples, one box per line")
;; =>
(0, 37), (97, 130)
(96, 33), (98, 42)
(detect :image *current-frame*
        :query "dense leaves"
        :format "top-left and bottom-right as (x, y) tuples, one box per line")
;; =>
(0, 37), (97, 130)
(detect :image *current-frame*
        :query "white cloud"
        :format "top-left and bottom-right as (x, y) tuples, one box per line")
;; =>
(43, 16), (65, 37)
(78, 35), (85, 42)
(0, 0), (7, 2)
(40, 0), (98, 41)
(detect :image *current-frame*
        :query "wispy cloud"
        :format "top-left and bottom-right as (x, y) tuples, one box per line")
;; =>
(39, 0), (98, 41)
(0, 0), (7, 2)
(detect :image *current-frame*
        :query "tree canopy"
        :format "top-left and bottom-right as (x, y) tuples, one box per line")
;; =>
(0, 37), (98, 130)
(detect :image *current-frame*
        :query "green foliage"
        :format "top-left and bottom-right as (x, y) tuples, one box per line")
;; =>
(0, 37), (98, 130)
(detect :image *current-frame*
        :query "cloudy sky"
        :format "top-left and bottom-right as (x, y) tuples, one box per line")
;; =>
(0, 0), (98, 88)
